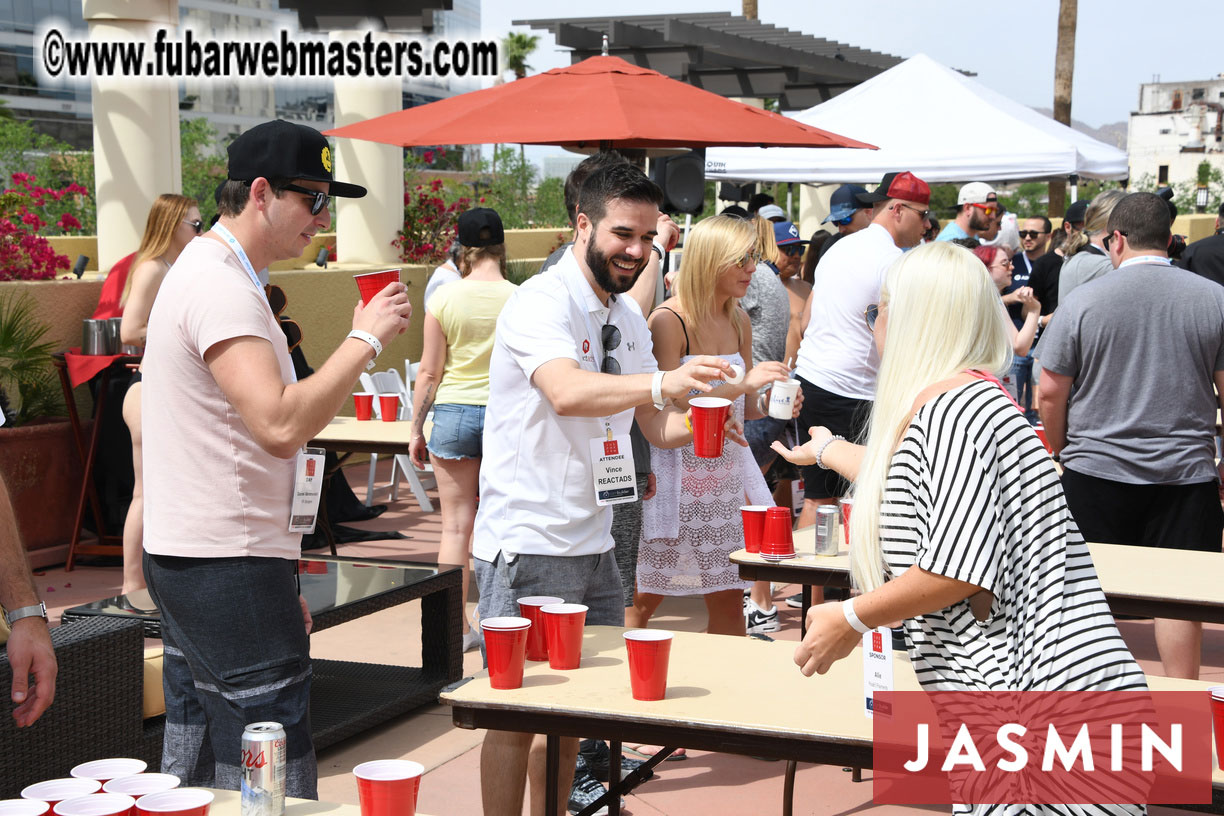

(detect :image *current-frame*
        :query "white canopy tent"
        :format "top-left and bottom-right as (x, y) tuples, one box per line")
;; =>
(705, 54), (1128, 184)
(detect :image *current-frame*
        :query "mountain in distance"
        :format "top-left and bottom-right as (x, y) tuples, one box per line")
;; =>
(1032, 106), (1128, 149)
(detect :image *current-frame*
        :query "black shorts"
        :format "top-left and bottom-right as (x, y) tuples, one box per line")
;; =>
(1060, 467), (1223, 552)
(796, 377), (872, 500)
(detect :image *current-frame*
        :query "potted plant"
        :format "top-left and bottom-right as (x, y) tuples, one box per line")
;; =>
(0, 292), (80, 561)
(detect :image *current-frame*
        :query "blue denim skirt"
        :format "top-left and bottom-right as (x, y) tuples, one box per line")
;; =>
(426, 402), (485, 460)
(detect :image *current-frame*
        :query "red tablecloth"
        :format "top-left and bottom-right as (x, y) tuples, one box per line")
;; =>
(63, 347), (132, 388)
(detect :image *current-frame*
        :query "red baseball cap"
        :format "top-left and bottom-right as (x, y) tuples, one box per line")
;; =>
(860, 171), (931, 207)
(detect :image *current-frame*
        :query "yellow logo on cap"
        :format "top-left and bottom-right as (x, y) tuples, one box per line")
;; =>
(321, 146), (332, 173)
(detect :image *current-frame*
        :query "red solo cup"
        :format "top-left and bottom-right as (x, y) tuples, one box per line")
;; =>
(839, 496), (854, 547)
(517, 596), (564, 661)
(353, 393), (374, 421)
(624, 629), (673, 701)
(0, 801), (51, 816)
(70, 760), (146, 784)
(378, 393), (399, 422)
(101, 777), (179, 797)
(1034, 423), (1052, 453)
(354, 269), (401, 306)
(53, 795), (135, 816)
(480, 616), (531, 690)
(688, 397), (731, 458)
(353, 760), (424, 816)
(541, 603), (588, 670)
(21, 781), (101, 806)
(740, 505), (768, 554)
(133, 789), (212, 816)
(760, 507), (795, 560)
(1210, 686), (1224, 771)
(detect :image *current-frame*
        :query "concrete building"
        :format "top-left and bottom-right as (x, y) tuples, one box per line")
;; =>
(1128, 74), (1224, 187)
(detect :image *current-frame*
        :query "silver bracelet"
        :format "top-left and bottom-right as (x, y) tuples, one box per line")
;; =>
(814, 434), (845, 470)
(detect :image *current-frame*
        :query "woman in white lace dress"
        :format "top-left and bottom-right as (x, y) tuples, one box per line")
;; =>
(628, 215), (793, 636)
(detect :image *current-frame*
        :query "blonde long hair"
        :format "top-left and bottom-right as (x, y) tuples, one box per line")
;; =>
(122, 194), (195, 304)
(848, 241), (1012, 591)
(1062, 189), (1126, 256)
(675, 215), (752, 345)
(752, 215), (779, 266)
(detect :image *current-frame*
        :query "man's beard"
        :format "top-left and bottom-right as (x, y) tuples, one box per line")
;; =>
(586, 240), (645, 294)
(969, 208), (992, 231)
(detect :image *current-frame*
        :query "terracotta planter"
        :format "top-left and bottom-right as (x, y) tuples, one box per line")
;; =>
(0, 417), (86, 556)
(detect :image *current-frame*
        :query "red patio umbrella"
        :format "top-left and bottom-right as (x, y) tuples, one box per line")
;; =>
(324, 55), (874, 151)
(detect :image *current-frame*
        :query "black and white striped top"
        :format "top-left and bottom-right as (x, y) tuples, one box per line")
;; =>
(881, 380), (1146, 693)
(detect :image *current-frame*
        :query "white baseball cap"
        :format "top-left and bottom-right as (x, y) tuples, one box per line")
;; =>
(957, 182), (997, 206)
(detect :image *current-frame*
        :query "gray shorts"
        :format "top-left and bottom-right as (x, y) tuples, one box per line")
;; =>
(474, 550), (625, 628)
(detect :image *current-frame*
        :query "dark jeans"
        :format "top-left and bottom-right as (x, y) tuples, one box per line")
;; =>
(1011, 354), (1035, 416)
(144, 553), (317, 798)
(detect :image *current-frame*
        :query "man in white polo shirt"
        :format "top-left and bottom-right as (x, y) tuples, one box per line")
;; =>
(794, 170), (930, 530)
(473, 163), (736, 816)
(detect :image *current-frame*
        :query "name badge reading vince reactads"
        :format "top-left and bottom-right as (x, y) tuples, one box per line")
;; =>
(589, 431), (637, 507)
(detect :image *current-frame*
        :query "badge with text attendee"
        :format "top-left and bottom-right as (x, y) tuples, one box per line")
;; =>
(863, 627), (894, 720)
(589, 426), (637, 506)
(289, 446), (326, 533)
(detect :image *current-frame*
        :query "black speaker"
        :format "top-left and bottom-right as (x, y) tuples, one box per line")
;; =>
(719, 182), (755, 202)
(651, 150), (705, 215)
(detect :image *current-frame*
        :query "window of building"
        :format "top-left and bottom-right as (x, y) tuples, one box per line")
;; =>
(1158, 165), (1169, 184)
(1191, 88), (1205, 100)
(1159, 128), (1172, 135)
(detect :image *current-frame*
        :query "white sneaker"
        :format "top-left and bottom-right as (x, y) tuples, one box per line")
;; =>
(744, 598), (779, 634)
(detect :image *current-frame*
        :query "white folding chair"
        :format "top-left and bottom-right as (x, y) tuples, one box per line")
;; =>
(362, 367), (435, 512)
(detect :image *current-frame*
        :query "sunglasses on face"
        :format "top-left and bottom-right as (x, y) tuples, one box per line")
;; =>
(1102, 230), (1128, 252)
(183, 219), (203, 234)
(737, 250), (762, 267)
(601, 322), (621, 375)
(898, 203), (930, 221)
(971, 203), (998, 215)
(1017, 230), (1047, 239)
(864, 303), (879, 332)
(280, 182), (331, 216)
(779, 244), (806, 257)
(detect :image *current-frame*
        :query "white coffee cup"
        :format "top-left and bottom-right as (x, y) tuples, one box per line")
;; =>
(768, 379), (800, 420)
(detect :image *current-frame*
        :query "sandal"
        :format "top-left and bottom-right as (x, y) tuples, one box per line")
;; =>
(623, 744), (687, 761)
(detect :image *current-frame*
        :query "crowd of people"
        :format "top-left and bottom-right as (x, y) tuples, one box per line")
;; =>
(4, 115), (1222, 816)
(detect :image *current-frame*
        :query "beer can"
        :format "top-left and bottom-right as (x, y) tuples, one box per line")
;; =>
(241, 721), (286, 816)
(814, 505), (839, 556)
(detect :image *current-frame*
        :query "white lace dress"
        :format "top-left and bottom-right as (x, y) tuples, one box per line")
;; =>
(637, 352), (774, 595)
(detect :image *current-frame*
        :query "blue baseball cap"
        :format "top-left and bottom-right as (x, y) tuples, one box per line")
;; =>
(772, 220), (807, 247)
(822, 184), (872, 224)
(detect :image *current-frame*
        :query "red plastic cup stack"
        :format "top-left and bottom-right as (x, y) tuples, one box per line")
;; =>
(760, 506), (796, 561)
(623, 629), (673, 701)
(839, 496), (854, 547)
(53, 795), (134, 816)
(1209, 685), (1224, 771)
(70, 760), (147, 785)
(353, 269), (401, 306)
(517, 596), (564, 661)
(353, 760), (424, 816)
(20, 780), (102, 808)
(353, 393), (374, 421)
(688, 397), (731, 458)
(377, 394), (399, 422)
(101, 776), (180, 797)
(541, 603), (588, 670)
(0, 802), (50, 816)
(133, 789), (213, 816)
(740, 505), (768, 554)
(480, 616), (532, 690)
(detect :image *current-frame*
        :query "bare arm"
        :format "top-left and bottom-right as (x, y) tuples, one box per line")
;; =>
(1037, 369), (1073, 453)
(409, 311), (447, 469)
(0, 475), (56, 726)
(794, 566), (982, 676)
(771, 425), (864, 483)
(206, 284), (412, 459)
(531, 355), (730, 420)
(1011, 296), (1041, 357)
(119, 259), (169, 346)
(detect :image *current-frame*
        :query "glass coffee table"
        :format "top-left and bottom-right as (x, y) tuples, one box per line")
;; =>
(62, 555), (463, 749)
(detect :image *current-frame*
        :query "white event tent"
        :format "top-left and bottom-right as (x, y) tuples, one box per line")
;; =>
(705, 53), (1128, 184)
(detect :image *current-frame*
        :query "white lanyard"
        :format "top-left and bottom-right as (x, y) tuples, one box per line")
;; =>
(211, 223), (265, 291)
(1118, 255), (1171, 269)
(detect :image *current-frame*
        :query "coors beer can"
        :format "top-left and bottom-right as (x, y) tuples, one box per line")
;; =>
(814, 505), (839, 556)
(241, 721), (286, 816)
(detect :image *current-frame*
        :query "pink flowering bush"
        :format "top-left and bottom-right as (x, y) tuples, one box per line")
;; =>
(0, 173), (90, 281)
(393, 177), (472, 265)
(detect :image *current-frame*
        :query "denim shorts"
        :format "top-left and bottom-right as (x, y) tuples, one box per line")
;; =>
(426, 402), (485, 461)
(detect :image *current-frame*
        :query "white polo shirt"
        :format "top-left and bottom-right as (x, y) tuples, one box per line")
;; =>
(796, 222), (901, 400)
(473, 247), (657, 561)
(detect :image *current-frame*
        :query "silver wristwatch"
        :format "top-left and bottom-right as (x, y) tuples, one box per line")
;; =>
(4, 602), (48, 627)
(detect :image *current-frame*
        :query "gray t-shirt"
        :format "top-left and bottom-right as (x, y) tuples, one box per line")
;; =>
(1039, 260), (1224, 484)
(1057, 246), (1113, 304)
(739, 262), (790, 366)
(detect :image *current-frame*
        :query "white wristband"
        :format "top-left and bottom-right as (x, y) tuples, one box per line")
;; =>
(651, 369), (667, 410)
(842, 598), (870, 634)
(347, 330), (382, 371)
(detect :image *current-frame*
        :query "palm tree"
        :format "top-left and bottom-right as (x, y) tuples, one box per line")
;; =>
(503, 32), (539, 81)
(1049, 0), (1076, 218)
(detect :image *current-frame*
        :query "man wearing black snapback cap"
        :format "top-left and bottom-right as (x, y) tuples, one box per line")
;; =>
(140, 120), (412, 796)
